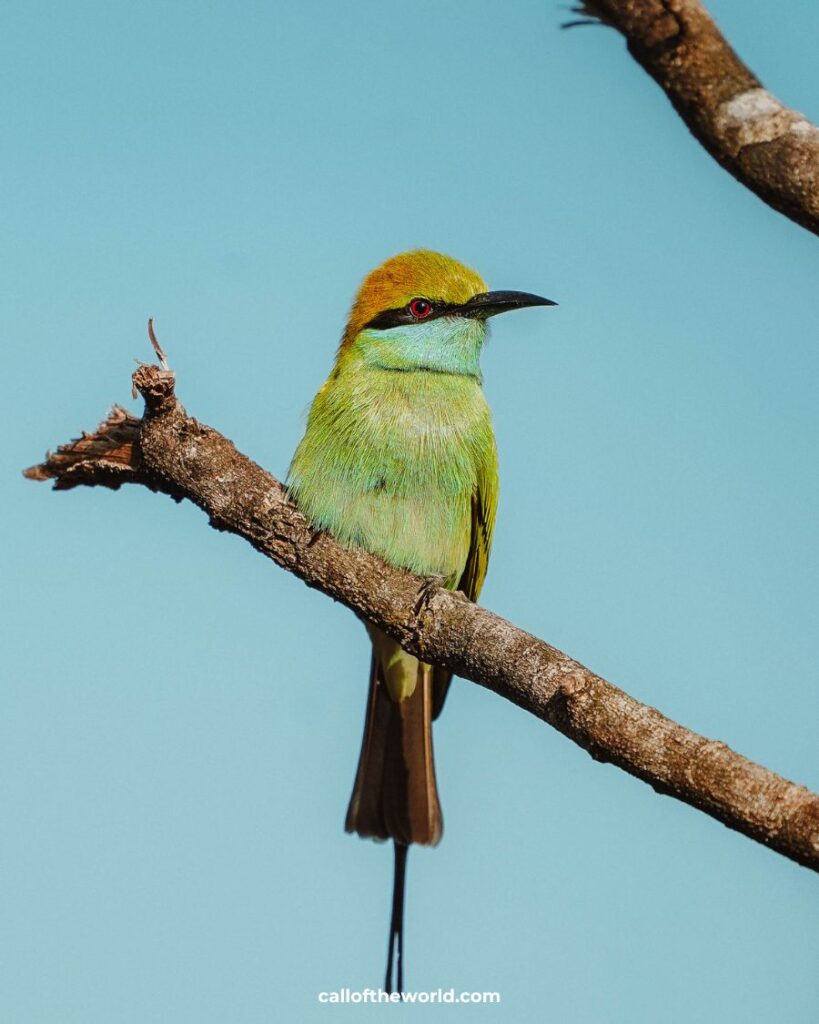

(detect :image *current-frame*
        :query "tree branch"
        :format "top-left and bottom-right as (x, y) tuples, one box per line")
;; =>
(25, 362), (819, 872)
(572, 0), (819, 235)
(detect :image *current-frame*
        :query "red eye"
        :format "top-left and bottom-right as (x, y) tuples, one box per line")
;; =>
(409, 298), (432, 319)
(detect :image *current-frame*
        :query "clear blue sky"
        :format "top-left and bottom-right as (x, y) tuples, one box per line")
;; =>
(3, 1), (818, 1021)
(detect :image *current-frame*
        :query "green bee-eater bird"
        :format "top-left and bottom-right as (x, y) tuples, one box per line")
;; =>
(287, 250), (555, 991)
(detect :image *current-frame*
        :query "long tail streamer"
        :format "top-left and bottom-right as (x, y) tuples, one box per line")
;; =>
(384, 842), (408, 995)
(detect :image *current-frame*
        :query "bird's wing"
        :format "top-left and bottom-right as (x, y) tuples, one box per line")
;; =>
(458, 461), (497, 605)
(432, 444), (498, 718)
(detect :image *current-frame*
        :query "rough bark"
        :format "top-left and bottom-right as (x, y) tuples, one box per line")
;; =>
(573, 0), (819, 235)
(24, 362), (819, 873)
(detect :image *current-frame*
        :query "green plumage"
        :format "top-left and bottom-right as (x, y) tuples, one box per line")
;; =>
(285, 248), (552, 994)
(288, 335), (497, 588)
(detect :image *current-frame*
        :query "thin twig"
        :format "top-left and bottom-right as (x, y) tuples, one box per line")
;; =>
(147, 318), (170, 370)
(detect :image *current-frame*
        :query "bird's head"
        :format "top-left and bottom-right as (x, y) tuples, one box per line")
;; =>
(337, 250), (555, 378)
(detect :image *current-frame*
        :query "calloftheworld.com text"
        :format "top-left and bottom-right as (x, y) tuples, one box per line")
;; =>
(318, 988), (501, 1005)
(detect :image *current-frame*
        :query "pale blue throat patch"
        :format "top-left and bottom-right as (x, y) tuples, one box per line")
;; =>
(354, 316), (487, 379)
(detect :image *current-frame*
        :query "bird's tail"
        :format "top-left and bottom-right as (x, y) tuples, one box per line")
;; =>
(345, 629), (443, 992)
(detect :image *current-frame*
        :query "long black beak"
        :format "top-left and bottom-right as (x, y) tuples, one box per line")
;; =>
(459, 290), (557, 319)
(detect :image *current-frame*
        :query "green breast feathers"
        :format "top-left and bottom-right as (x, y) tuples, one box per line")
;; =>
(288, 363), (497, 583)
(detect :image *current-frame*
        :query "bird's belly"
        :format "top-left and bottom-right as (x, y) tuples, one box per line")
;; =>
(343, 481), (472, 582)
(288, 369), (491, 581)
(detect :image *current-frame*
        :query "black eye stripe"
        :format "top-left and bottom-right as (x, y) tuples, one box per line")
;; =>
(364, 299), (452, 331)
(360, 289), (556, 332)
